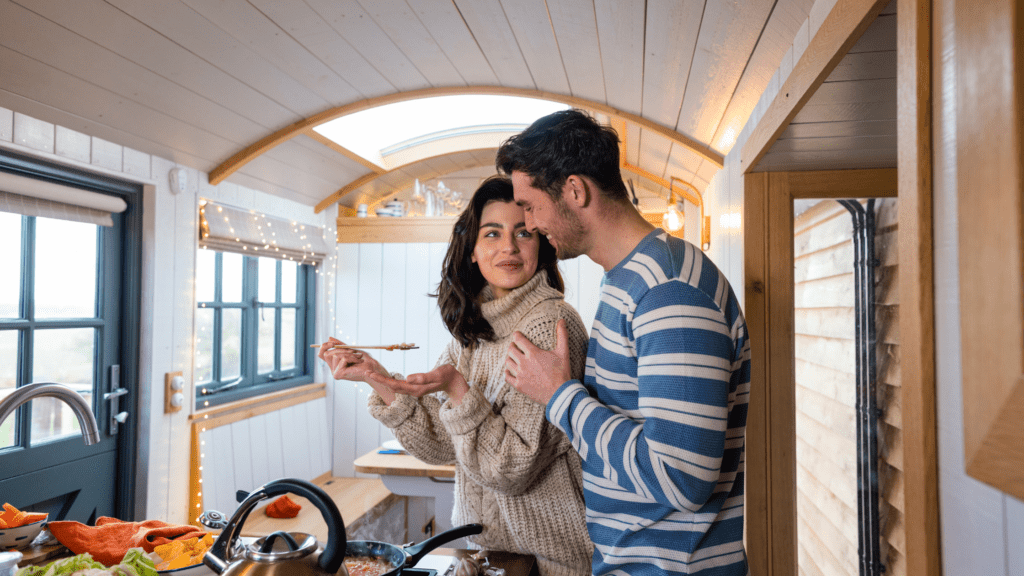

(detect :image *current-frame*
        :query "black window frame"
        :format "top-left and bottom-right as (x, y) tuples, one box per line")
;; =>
(195, 249), (316, 408)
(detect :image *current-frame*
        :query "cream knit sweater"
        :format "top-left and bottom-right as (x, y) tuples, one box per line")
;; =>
(367, 270), (593, 576)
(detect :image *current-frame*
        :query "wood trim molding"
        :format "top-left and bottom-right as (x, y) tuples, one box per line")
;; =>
(784, 168), (898, 198)
(743, 172), (771, 574)
(336, 216), (457, 243)
(740, 0), (892, 173)
(189, 382), (327, 431)
(956, 0), (1024, 500)
(209, 86), (724, 187)
(744, 169), (897, 576)
(315, 172), (381, 214)
(897, 0), (942, 573)
(303, 129), (387, 174)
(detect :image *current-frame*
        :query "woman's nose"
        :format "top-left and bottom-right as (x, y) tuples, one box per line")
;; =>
(502, 236), (520, 253)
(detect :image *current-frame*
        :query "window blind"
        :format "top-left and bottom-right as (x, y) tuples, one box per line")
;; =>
(0, 170), (127, 226)
(199, 199), (329, 263)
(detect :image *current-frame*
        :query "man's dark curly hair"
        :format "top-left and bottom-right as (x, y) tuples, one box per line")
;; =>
(496, 108), (629, 202)
(434, 175), (563, 348)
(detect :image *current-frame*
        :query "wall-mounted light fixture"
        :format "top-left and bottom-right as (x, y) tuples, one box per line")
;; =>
(669, 177), (711, 251)
(662, 196), (684, 234)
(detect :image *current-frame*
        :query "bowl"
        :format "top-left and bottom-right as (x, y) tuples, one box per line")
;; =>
(0, 516), (46, 550)
(157, 562), (215, 576)
(374, 208), (395, 217)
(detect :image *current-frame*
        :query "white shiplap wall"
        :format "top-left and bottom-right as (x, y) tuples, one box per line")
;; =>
(199, 398), (331, 517)
(329, 241), (607, 479)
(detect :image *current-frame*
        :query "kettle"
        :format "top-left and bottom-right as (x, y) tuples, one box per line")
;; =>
(203, 478), (348, 576)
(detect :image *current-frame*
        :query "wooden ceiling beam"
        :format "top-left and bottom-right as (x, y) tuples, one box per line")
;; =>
(740, 0), (892, 173)
(313, 147), (499, 214)
(210, 86), (724, 188)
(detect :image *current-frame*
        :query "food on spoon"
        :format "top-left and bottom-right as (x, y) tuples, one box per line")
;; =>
(343, 555), (394, 576)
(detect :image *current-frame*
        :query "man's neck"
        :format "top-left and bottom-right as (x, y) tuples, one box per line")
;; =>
(584, 203), (657, 271)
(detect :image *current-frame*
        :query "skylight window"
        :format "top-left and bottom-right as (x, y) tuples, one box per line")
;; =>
(312, 95), (569, 170)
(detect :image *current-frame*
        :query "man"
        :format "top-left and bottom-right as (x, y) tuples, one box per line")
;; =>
(497, 109), (750, 576)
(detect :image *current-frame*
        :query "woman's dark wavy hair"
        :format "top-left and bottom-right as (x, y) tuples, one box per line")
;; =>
(435, 175), (563, 347)
(495, 108), (629, 202)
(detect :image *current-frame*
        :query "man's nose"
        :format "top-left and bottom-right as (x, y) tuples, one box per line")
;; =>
(524, 211), (537, 232)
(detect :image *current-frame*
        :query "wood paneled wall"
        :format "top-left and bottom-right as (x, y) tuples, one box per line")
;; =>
(793, 198), (903, 576)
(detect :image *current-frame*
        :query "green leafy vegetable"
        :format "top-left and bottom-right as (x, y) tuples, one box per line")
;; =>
(14, 549), (158, 576)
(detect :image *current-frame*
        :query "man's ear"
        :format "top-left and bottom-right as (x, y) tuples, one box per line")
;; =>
(564, 175), (590, 207)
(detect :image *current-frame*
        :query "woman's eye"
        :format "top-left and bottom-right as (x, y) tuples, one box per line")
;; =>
(516, 230), (533, 239)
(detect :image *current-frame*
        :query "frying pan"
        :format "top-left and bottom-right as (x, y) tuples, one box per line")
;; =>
(346, 523), (483, 576)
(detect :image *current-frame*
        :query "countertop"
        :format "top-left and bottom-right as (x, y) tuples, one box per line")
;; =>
(353, 447), (455, 478)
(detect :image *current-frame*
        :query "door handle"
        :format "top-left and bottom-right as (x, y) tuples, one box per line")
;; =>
(106, 365), (128, 435)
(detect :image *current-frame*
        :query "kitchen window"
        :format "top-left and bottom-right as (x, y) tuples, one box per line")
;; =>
(194, 249), (315, 408)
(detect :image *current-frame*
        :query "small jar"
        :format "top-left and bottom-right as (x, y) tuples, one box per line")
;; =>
(357, 203), (368, 218)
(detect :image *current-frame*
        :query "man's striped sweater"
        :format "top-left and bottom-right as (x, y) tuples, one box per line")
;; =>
(547, 230), (751, 576)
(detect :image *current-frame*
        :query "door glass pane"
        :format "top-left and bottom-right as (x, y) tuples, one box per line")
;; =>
(35, 218), (97, 318)
(794, 198), (902, 576)
(258, 258), (276, 303)
(281, 309), (296, 370)
(281, 261), (297, 304)
(31, 328), (95, 445)
(221, 253), (242, 303)
(0, 330), (17, 449)
(258, 309), (275, 374)
(0, 214), (21, 319)
(221, 308), (241, 380)
(195, 307), (214, 383)
(196, 249), (215, 303)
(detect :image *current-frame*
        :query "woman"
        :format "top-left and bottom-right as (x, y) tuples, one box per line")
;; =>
(319, 176), (593, 576)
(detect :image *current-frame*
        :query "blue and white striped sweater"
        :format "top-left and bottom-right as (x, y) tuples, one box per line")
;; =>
(547, 231), (750, 576)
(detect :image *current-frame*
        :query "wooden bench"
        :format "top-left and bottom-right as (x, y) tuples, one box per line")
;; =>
(240, 473), (405, 544)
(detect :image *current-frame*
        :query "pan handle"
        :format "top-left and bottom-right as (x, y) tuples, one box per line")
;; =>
(402, 524), (483, 567)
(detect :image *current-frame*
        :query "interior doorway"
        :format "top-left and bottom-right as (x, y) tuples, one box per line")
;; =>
(742, 169), (899, 575)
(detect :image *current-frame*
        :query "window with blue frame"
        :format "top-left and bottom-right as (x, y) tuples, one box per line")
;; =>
(194, 249), (315, 408)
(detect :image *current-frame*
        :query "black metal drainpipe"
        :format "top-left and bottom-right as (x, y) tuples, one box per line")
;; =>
(838, 199), (884, 576)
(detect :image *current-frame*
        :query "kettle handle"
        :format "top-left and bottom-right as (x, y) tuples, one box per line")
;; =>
(204, 479), (346, 575)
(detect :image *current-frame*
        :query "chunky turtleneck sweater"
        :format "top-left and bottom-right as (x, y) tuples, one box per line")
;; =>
(367, 270), (594, 576)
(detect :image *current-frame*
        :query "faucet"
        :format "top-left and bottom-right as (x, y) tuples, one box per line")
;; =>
(0, 382), (101, 445)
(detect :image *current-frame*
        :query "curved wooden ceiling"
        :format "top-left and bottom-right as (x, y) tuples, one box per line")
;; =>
(0, 0), (819, 211)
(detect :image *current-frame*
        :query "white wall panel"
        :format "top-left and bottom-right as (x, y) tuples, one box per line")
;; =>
(207, 424), (235, 516)
(229, 418), (254, 495)
(332, 243), (361, 478)
(248, 412), (271, 489)
(264, 409), (287, 482)
(0, 107), (12, 142)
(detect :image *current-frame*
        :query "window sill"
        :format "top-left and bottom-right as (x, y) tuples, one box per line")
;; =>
(189, 382), (327, 428)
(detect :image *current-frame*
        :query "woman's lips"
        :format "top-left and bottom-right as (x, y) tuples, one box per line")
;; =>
(497, 261), (523, 270)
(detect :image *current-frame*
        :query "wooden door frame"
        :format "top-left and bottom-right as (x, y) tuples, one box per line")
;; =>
(744, 169), (899, 575)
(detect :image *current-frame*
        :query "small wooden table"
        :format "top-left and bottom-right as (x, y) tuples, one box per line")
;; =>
(354, 448), (457, 534)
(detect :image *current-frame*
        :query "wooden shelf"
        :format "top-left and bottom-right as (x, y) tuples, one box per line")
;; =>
(336, 216), (457, 243)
